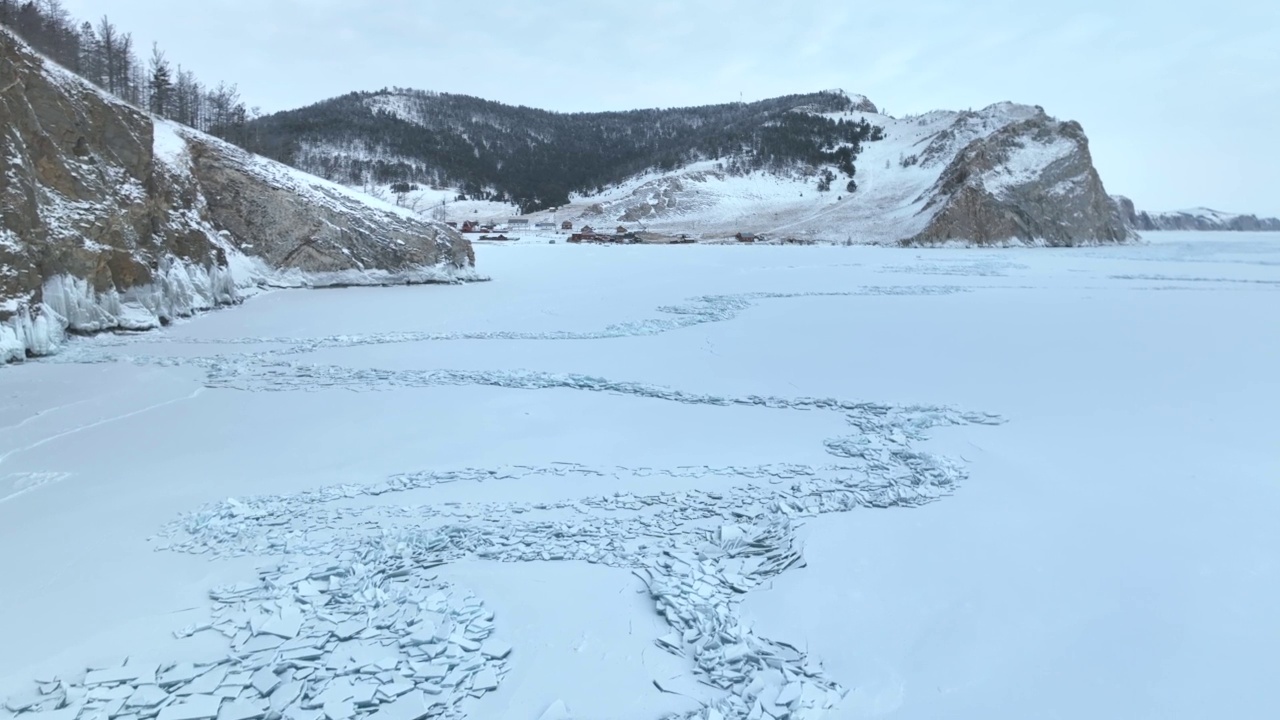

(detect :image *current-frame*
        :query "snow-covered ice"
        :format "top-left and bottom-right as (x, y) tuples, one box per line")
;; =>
(1, 231), (1278, 719)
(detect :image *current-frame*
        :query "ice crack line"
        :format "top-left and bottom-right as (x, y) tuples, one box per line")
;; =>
(1109, 273), (1280, 285)
(50, 287), (969, 363)
(135, 369), (998, 720)
(10, 287), (1009, 720)
(3, 361), (1001, 720)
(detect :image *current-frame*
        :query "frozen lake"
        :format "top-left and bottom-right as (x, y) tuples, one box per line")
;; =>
(2, 232), (1278, 720)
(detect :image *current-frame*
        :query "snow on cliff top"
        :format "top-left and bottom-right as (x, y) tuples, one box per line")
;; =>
(364, 92), (425, 125)
(1161, 207), (1246, 220)
(821, 88), (876, 109)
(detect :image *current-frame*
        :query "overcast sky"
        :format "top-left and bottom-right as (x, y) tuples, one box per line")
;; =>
(63, 0), (1280, 215)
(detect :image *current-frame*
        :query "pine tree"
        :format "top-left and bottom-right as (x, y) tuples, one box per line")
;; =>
(117, 32), (138, 104)
(148, 43), (171, 116)
(77, 20), (100, 85)
(95, 15), (117, 93)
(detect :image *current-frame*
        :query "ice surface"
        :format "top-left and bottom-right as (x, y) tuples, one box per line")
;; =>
(124, 685), (168, 709)
(156, 695), (223, 720)
(214, 700), (266, 720)
(83, 665), (156, 687)
(2, 233), (1279, 720)
(365, 692), (434, 720)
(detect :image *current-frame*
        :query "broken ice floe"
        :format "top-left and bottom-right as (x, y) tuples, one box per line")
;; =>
(137, 379), (995, 719)
(636, 519), (846, 719)
(9, 379), (997, 720)
(18, 291), (1008, 719)
(6, 550), (509, 720)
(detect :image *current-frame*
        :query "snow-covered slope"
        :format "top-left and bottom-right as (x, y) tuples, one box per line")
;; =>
(1114, 196), (1280, 232)
(289, 137), (520, 221)
(526, 102), (1131, 246)
(0, 29), (476, 363)
(257, 87), (1129, 247)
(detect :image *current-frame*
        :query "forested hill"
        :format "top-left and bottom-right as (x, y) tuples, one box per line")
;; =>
(245, 89), (885, 212)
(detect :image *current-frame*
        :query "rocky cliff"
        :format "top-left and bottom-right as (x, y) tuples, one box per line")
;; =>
(1114, 196), (1280, 232)
(905, 112), (1132, 246)
(0, 29), (475, 362)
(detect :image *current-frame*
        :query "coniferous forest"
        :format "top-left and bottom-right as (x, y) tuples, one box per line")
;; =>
(1, 0), (256, 144)
(250, 90), (885, 212)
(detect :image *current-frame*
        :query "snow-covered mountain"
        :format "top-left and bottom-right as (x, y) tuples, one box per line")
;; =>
(536, 102), (1132, 246)
(258, 87), (1132, 247)
(1114, 197), (1280, 232)
(0, 29), (476, 363)
(248, 88), (882, 213)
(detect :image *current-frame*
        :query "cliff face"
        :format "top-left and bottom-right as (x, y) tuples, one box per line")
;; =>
(904, 114), (1132, 246)
(0, 29), (475, 362)
(1114, 196), (1280, 232)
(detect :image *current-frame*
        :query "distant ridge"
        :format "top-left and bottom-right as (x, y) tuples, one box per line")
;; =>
(1114, 197), (1280, 231)
(246, 89), (882, 212)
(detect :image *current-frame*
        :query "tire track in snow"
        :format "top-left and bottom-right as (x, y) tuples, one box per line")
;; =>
(0, 472), (73, 505)
(0, 387), (204, 467)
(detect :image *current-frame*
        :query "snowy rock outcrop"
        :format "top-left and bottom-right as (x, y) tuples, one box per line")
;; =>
(0, 28), (475, 363)
(905, 112), (1132, 246)
(1113, 196), (1280, 232)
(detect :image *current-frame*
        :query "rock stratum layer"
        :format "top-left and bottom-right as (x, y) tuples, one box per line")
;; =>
(0, 29), (475, 362)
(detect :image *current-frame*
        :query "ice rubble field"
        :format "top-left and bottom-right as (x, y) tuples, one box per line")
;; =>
(1, 232), (1279, 720)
